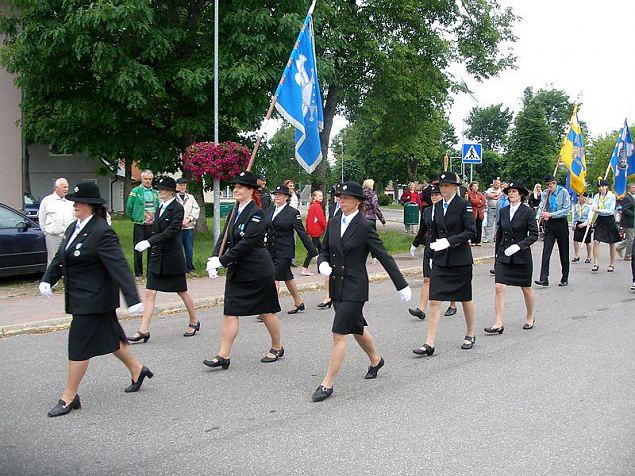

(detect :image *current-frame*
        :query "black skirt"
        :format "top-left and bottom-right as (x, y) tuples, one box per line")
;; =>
(273, 258), (294, 282)
(573, 222), (593, 243)
(593, 215), (621, 243)
(68, 311), (127, 361)
(224, 277), (281, 316)
(147, 272), (187, 292)
(495, 260), (532, 287)
(332, 300), (367, 335)
(430, 264), (473, 301)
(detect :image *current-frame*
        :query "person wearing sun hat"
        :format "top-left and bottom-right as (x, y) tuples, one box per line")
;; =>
(413, 171), (477, 356)
(484, 181), (539, 334)
(39, 182), (152, 417)
(588, 177), (620, 272)
(203, 171), (284, 369)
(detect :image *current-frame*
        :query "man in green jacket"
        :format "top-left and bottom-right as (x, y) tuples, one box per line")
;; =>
(126, 169), (159, 277)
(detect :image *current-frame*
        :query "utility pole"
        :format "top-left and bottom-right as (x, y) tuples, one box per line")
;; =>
(213, 0), (220, 242)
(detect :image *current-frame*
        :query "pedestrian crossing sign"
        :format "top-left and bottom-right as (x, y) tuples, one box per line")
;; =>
(462, 143), (482, 164)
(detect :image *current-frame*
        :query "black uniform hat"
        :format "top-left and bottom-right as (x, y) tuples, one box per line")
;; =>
(65, 182), (107, 205)
(335, 181), (365, 199)
(256, 173), (266, 181)
(330, 183), (341, 195)
(438, 171), (461, 185)
(176, 177), (188, 184)
(597, 178), (609, 187)
(272, 184), (292, 196)
(156, 176), (177, 191)
(430, 184), (441, 195)
(503, 181), (529, 196)
(231, 171), (259, 189)
(544, 174), (557, 183)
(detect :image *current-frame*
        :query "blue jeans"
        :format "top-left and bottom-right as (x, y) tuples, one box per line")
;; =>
(181, 229), (195, 272)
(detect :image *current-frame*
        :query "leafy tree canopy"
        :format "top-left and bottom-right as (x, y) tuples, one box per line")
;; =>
(465, 103), (513, 151)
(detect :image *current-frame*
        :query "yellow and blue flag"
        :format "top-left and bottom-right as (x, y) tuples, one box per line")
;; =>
(609, 119), (635, 198)
(558, 104), (587, 196)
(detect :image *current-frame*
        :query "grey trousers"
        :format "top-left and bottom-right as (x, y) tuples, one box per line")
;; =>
(617, 227), (634, 258)
(45, 233), (64, 265)
(483, 207), (497, 241)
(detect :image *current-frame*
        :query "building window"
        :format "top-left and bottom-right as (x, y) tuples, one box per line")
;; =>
(48, 145), (73, 157)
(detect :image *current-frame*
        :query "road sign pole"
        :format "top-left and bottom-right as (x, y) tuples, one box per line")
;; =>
(470, 164), (473, 183)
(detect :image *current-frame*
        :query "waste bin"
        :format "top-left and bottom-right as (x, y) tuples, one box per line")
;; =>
(220, 202), (234, 218)
(404, 202), (420, 226)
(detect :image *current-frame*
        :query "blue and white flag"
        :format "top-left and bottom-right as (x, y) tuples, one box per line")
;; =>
(610, 119), (635, 198)
(275, 14), (323, 174)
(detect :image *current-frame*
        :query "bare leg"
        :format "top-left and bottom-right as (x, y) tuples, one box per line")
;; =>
(573, 240), (580, 258)
(521, 287), (535, 325)
(284, 279), (303, 306)
(218, 316), (239, 358)
(461, 300), (475, 338)
(260, 313), (282, 355)
(61, 360), (89, 403)
(353, 328), (381, 366)
(425, 301), (442, 347)
(593, 240), (600, 266)
(138, 289), (157, 333)
(492, 283), (506, 327)
(450, 301), (457, 309)
(609, 244), (616, 267)
(113, 341), (143, 380)
(322, 277), (330, 304)
(419, 278), (430, 310)
(177, 291), (198, 325)
(585, 243), (592, 260)
(322, 333), (347, 388)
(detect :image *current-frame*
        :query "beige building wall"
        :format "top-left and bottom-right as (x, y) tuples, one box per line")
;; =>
(0, 53), (23, 210)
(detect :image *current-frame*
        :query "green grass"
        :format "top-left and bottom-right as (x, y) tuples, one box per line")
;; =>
(382, 204), (404, 210)
(111, 216), (412, 277)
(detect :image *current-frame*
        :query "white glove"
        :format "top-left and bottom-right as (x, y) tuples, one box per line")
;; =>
(128, 302), (144, 315)
(318, 262), (333, 277)
(430, 238), (450, 251)
(207, 268), (219, 279)
(504, 244), (521, 257)
(39, 282), (52, 298)
(409, 245), (417, 257)
(134, 240), (151, 252)
(207, 256), (222, 271)
(398, 286), (412, 302)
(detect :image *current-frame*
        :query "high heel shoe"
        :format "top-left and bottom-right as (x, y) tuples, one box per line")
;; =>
(484, 326), (504, 334)
(203, 355), (230, 370)
(261, 347), (284, 363)
(413, 344), (435, 356)
(364, 357), (384, 379)
(287, 303), (305, 314)
(408, 308), (426, 320)
(183, 321), (200, 337)
(47, 394), (81, 417)
(316, 301), (332, 309)
(523, 317), (536, 330)
(124, 366), (153, 393)
(127, 330), (150, 343)
(461, 335), (476, 350)
(312, 385), (333, 402)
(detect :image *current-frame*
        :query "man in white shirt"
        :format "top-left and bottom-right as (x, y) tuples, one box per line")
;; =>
(175, 178), (201, 274)
(38, 178), (76, 264)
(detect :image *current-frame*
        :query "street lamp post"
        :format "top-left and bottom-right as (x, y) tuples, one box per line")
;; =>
(340, 139), (344, 183)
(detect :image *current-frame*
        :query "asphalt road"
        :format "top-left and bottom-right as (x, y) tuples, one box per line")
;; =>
(1, 251), (634, 475)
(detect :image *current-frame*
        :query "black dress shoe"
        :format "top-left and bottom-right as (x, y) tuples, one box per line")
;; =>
(489, 269), (496, 275)
(444, 306), (457, 317)
(124, 366), (154, 393)
(523, 317), (536, 330)
(183, 321), (200, 337)
(364, 357), (384, 379)
(558, 280), (568, 287)
(261, 347), (284, 363)
(413, 344), (435, 356)
(47, 394), (81, 417)
(312, 385), (333, 402)
(461, 335), (476, 350)
(408, 308), (426, 320)
(287, 303), (305, 314)
(484, 326), (504, 334)
(317, 300), (332, 309)
(203, 355), (231, 369)
(127, 330), (150, 343)
(534, 279), (549, 287)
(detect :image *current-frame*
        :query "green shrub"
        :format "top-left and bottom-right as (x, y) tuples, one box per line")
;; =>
(377, 193), (392, 206)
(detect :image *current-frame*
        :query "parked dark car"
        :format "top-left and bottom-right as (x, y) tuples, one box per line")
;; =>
(23, 192), (41, 220)
(0, 202), (48, 278)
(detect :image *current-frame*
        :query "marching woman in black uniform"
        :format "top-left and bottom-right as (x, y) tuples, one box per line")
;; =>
(484, 182), (539, 333)
(408, 185), (442, 320)
(312, 182), (411, 402)
(128, 177), (199, 342)
(413, 172), (477, 356)
(266, 184), (317, 314)
(39, 183), (152, 417)
(204, 171), (283, 368)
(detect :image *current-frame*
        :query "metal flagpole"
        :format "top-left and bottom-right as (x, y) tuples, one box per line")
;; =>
(213, 0), (221, 243)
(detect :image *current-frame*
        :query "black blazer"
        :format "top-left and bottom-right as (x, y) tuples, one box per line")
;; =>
(413, 206), (434, 261)
(328, 202), (342, 220)
(265, 205), (316, 260)
(620, 194), (634, 228)
(43, 216), (140, 315)
(317, 212), (408, 302)
(495, 204), (539, 265)
(214, 201), (275, 282)
(148, 199), (186, 275)
(429, 195), (476, 267)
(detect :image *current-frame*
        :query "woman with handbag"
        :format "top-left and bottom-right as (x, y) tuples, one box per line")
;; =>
(39, 182), (152, 417)
(484, 182), (539, 333)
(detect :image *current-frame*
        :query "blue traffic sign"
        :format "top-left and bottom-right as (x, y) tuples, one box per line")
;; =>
(462, 143), (482, 164)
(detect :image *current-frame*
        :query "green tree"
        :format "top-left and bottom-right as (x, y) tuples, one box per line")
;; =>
(257, 125), (313, 191)
(522, 87), (574, 146)
(586, 130), (621, 191)
(464, 103), (513, 151)
(475, 150), (507, 186)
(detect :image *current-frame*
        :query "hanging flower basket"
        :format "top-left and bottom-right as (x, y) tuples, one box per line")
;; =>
(182, 141), (251, 183)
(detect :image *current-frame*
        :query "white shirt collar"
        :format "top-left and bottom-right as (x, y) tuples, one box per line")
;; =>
(237, 199), (252, 214)
(275, 203), (287, 212)
(160, 197), (176, 209)
(510, 202), (521, 212)
(443, 194), (456, 207)
(77, 214), (94, 230)
(342, 209), (359, 222)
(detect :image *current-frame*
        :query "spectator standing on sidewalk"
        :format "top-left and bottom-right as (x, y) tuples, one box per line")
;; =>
(362, 179), (386, 229)
(38, 178), (75, 264)
(303, 190), (327, 276)
(400, 182), (422, 233)
(175, 178), (201, 274)
(126, 170), (159, 278)
(467, 181), (486, 246)
(257, 174), (272, 210)
(483, 177), (503, 243)
(617, 182), (635, 261)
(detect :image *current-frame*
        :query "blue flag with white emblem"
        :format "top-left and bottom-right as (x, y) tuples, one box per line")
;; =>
(609, 119), (635, 198)
(274, 14), (323, 174)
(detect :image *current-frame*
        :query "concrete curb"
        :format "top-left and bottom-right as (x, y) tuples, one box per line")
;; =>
(0, 255), (494, 338)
